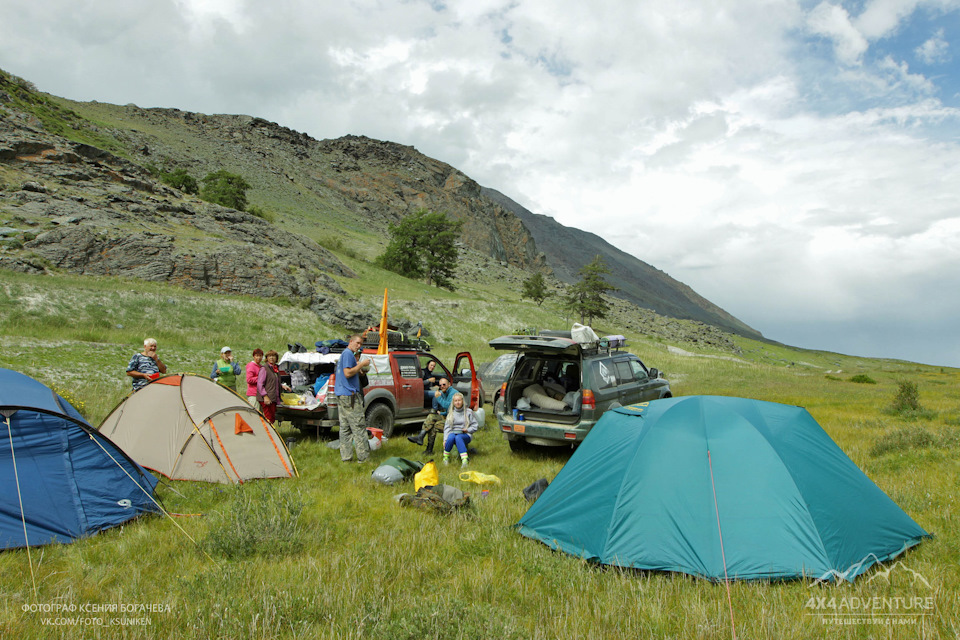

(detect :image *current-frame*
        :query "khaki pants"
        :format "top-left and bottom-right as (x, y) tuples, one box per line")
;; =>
(338, 394), (370, 463)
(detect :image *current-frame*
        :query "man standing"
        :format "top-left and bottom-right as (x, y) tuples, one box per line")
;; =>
(410, 377), (456, 454)
(335, 334), (372, 463)
(126, 338), (167, 391)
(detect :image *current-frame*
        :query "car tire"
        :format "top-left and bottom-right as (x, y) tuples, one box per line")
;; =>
(508, 437), (528, 453)
(366, 403), (395, 438)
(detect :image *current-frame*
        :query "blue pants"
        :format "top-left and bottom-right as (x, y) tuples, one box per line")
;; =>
(444, 432), (472, 455)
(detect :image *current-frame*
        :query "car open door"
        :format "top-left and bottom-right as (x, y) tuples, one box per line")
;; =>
(452, 352), (482, 410)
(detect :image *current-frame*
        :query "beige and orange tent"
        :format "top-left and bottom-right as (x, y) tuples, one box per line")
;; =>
(98, 374), (297, 484)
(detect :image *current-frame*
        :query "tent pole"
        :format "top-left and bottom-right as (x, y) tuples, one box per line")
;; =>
(708, 450), (737, 640)
(3, 411), (38, 600)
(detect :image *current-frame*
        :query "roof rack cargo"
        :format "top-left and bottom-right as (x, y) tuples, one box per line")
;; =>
(362, 331), (431, 352)
(512, 328), (573, 339)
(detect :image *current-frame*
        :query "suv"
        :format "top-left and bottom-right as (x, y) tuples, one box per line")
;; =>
(489, 332), (670, 450)
(476, 352), (519, 408)
(276, 340), (484, 437)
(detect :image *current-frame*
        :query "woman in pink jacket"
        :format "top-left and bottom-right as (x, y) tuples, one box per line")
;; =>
(246, 348), (263, 410)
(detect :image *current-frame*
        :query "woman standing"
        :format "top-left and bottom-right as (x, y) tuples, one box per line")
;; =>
(257, 350), (283, 425)
(246, 348), (264, 409)
(211, 346), (241, 392)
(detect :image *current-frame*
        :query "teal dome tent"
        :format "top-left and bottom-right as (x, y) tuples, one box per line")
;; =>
(516, 395), (930, 582)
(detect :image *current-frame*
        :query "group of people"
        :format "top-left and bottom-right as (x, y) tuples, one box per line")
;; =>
(408, 362), (479, 466)
(125, 334), (479, 468)
(125, 339), (289, 423)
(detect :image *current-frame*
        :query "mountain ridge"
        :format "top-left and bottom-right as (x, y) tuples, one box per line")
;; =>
(0, 67), (760, 341)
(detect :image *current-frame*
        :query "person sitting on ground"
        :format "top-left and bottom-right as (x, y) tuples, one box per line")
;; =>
(408, 377), (457, 454)
(442, 392), (479, 467)
(211, 346), (241, 392)
(246, 348), (264, 409)
(126, 338), (167, 392)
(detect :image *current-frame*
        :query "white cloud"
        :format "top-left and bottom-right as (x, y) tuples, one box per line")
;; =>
(854, 0), (922, 40)
(807, 2), (869, 66)
(915, 28), (950, 63)
(2, 0), (960, 365)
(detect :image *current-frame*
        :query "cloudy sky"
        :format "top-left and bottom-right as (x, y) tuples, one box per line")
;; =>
(2, 0), (959, 367)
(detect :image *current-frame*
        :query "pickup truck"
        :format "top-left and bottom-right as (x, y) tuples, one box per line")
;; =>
(276, 346), (485, 437)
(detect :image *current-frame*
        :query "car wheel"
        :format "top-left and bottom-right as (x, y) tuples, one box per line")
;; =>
(508, 437), (528, 453)
(366, 403), (395, 438)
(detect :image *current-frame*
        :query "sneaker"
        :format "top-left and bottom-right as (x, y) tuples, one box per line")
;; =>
(442, 454), (450, 465)
(460, 456), (469, 468)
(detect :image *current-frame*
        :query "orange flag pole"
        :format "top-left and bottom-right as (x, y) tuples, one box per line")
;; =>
(378, 288), (389, 355)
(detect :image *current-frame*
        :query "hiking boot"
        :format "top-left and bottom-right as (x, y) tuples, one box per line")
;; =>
(407, 430), (426, 446)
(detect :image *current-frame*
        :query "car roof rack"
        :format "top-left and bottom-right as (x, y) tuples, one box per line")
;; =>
(362, 331), (432, 352)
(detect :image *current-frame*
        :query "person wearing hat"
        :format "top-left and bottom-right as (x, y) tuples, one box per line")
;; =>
(211, 346), (242, 392)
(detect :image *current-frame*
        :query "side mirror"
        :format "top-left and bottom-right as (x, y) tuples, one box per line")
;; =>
(460, 368), (471, 377)
(648, 368), (659, 379)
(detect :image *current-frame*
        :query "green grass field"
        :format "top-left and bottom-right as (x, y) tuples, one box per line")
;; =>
(1, 269), (958, 639)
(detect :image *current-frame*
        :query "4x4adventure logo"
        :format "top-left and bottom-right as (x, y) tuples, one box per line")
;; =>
(804, 561), (935, 627)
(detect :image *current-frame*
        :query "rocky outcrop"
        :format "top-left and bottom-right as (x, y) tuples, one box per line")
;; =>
(0, 81), (353, 311)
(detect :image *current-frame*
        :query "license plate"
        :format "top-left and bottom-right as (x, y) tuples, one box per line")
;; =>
(514, 424), (525, 434)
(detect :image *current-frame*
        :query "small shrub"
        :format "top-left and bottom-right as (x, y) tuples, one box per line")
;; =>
(849, 374), (876, 384)
(202, 484), (306, 559)
(160, 167), (199, 194)
(890, 380), (922, 413)
(200, 169), (250, 210)
(317, 234), (359, 259)
(246, 204), (275, 223)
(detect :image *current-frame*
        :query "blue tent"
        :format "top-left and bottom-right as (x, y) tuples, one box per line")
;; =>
(517, 395), (931, 582)
(1, 368), (159, 549)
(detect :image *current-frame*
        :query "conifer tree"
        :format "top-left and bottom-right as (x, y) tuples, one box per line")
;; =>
(377, 209), (463, 290)
(522, 272), (550, 306)
(565, 255), (617, 324)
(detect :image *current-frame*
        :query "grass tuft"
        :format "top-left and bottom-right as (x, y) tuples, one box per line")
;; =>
(202, 484), (306, 560)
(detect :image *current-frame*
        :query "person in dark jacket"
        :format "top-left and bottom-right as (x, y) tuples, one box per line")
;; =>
(257, 350), (287, 424)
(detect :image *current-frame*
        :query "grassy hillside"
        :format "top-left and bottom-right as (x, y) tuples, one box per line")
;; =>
(1, 264), (957, 639)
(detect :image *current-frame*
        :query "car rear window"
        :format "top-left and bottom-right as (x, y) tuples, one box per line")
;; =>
(488, 354), (517, 375)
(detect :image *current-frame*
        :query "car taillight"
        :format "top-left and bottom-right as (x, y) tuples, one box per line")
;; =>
(582, 389), (595, 409)
(500, 382), (507, 397)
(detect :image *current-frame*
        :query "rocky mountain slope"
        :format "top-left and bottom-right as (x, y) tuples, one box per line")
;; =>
(482, 187), (761, 339)
(0, 68), (759, 341)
